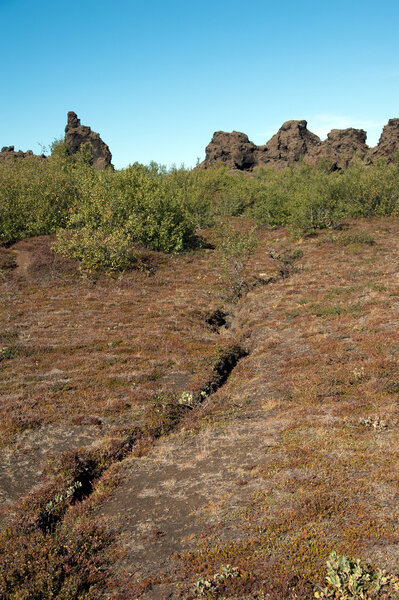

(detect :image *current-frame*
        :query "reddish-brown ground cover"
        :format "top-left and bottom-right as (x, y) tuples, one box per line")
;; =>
(1, 218), (399, 599)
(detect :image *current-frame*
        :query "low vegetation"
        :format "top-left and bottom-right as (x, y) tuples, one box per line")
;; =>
(1, 147), (399, 272)
(315, 552), (399, 599)
(1, 147), (399, 599)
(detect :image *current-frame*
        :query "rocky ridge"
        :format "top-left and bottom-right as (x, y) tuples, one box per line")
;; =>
(2, 113), (399, 171)
(199, 118), (399, 170)
(0, 146), (45, 163)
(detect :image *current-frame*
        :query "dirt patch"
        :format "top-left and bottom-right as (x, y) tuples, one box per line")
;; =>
(0, 423), (104, 519)
(14, 249), (31, 275)
(10, 236), (78, 279)
(0, 247), (17, 271)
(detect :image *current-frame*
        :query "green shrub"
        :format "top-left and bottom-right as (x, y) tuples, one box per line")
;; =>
(343, 159), (399, 217)
(251, 167), (293, 227)
(55, 227), (136, 273)
(251, 164), (346, 234)
(289, 168), (346, 235)
(63, 164), (195, 254)
(0, 146), (85, 244)
(2, 146), (399, 254)
(315, 551), (399, 599)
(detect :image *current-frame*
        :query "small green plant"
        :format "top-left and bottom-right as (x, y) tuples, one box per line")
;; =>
(194, 565), (241, 597)
(314, 551), (399, 599)
(146, 393), (186, 436)
(0, 345), (17, 362)
(351, 366), (366, 381)
(44, 481), (83, 517)
(177, 390), (207, 408)
(178, 391), (196, 407)
(215, 222), (258, 302)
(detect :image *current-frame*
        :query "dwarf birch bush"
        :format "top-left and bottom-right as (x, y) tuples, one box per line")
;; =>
(2, 147), (399, 266)
(0, 144), (82, 243)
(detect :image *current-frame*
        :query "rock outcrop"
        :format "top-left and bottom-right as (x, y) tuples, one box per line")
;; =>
(306, 128), (369, 169)
(257, 120), (321, 169)
(199, 118), (399, 171)
(371, 119), (399, 162)
(0, 146), (38, 163)
(200, 131), (258, 170)
(200, 121), (320, 170)
(64, 112), (112, 170)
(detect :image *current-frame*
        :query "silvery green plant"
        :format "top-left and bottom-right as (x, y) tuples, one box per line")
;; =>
(44, 481), (83, 515)
(315, 551), (399, 599)
(178, 390), (207, 408)
(178, 391), (195, 407)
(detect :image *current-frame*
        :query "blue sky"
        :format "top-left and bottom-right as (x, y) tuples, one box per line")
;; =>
(1, 0), (399, 168)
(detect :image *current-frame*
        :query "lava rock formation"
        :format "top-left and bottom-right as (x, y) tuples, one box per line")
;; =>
(199, 119), (399, 170)
(64, 111), (113, 170)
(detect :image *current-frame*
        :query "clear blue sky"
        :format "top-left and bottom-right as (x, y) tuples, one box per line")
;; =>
(1, 0), (399, 169)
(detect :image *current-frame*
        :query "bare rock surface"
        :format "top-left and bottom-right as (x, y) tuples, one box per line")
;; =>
(199, 120), (320, 170)
(200, 118), (399, 171)
(0, 145), (43, 163)
(64, 111), (113, 170)
(200, 131), (258, 170)
(307, 128), (369, 169)
(371, 118), (399, 162)
(258, 119), (321, 168)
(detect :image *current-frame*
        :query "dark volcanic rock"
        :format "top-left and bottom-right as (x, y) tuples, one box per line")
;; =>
(258, 120), (321, 169)
(199, 131), (258, 170)
(371, 119), (399, 162)
(64, 111), (112, 170)
(199, 120), (320, 171)
(0, 146), (37, 163)
(200, 118), (399, 171)
(307, 128), (369, 169)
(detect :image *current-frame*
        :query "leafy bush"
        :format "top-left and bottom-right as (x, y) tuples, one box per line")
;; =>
(55, 227), (136, 273)
(251, 166), (297, 227)
(251, 164), (346, 235)
(343, 159), (399, 217)
(61, 164), (195, 254)
(288, 167), (346, 235)
(2, 147), (399, 260)
(0, 144), (87, 244)
(314, 551), (399, 599)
